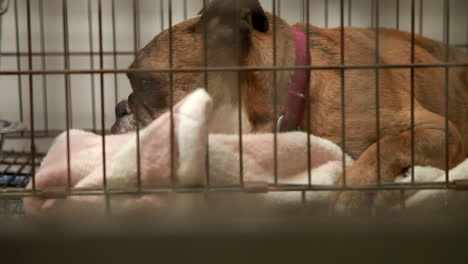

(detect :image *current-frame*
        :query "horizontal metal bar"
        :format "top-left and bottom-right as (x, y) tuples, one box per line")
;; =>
(0, 150), (46, 158)
(5, 130), (107, 139)
(0, 181), (462, 199)
(0, 160), (40, 167)
(0, 62), (467, 76)
(1, 45), (465, 58)
(0, 51), (135, 57)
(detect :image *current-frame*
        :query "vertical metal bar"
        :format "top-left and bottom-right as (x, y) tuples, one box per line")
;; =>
(348, 0), (352, 26)
(88, 0), (97, 131)
(168, 0), (175, 187)
(25, 0), (36, 192)
(111, 0), (118, 105)
(273, 0), (278, 185)
(97, 0), (110, 212)
(375, 0), (381, 185)
(62, 0), (72, 190)
(183, 0), (187, 20)
(133, 0), (142, 191)
(306, 0), (312, 187)
(340, 0), (346, 187)
(14, 0), (24, 124)
(324, 0), (328, 28)
(419, 0), (423, 35)
(38, 0), (48, 133)
(370, 0), (375, 27)
(0, 8), (2, 72)
(396, 0), (400, 30)
(395, 0), (406, 206)
(235, 0), (244, 187)
(203, 0), (211, 188)
(63, 2), (73, 129)
(444, 0), (450, 185)
(410, 0), (416, 184)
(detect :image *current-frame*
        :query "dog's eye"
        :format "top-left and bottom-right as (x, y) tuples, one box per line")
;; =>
(140, 78), (161, 90)
(141, 79), (151, 88)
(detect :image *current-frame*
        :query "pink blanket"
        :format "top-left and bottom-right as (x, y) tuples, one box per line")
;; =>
(24, 89), (468, 216)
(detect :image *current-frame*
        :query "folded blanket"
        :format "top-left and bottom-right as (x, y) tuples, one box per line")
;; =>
(24, 89), (468, 216)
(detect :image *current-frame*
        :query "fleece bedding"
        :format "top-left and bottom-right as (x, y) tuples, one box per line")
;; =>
(24, 89), (468, 216)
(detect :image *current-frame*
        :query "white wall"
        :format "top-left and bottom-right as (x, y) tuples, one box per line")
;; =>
(0, 0), (467, 152)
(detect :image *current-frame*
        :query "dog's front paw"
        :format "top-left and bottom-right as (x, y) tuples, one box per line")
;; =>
(333, 190), (374, 214)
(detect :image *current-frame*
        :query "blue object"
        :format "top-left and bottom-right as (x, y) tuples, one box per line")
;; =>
(0, 172), (30, 186)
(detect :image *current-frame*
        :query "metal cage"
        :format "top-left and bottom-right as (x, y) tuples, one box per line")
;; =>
(0, 0), (467, 217)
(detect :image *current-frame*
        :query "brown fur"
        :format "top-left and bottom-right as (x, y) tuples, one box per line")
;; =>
(112, 0), (467, 210)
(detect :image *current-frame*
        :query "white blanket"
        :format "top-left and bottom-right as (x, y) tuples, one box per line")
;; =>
(24, 89), (468, 216)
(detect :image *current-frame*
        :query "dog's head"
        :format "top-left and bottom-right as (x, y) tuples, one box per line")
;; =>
(111, 0), (286, 134)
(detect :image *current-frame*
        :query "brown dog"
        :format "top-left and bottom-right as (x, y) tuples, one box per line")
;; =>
(111, 0), (468, 210)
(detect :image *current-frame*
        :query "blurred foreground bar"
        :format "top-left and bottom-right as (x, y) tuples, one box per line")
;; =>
(1, 209), (467, 264)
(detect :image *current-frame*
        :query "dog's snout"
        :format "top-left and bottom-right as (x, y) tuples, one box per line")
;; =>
(115, 100), (131, 118)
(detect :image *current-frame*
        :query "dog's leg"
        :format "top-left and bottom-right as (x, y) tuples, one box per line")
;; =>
(333, 111), (465, 212)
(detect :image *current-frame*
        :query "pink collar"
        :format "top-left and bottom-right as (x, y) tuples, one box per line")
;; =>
(277, 26), (310, 132)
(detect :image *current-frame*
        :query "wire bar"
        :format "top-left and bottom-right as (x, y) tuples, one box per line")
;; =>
(340, 0), (346, 186)
(14, 0), (24, 123)
(38, 0), (48, 133)
(1, 51), (139, 56)
(273, 0), (278, 185)
(235, 0), (244, 187)
(25, 0), (36, 193)
(62, 0), (72, 190)
(97, 0), (110, 213)
(0, 9), (2, 69)
(0, 181), (462, 200)
(168, 0), (175, 187)
(444, 0), (450, 186)
(1, 63), (466, 75)
(306, 0), (312, 187)
(88, 0), (97, 131)
(0, 44), (457, 56)
(410, 0), (416, 184)
(63, 1), (73, 128)
(133, 0), (142, 192)
(375, 0), (381, 185)
(202, 0), (211, 190)
(111, 0), (119, 105)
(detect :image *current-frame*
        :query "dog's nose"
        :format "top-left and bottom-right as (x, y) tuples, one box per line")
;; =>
(115, 100), (131, 118)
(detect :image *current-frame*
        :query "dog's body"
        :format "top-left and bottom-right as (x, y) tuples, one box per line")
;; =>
(112, 0), (467, 209)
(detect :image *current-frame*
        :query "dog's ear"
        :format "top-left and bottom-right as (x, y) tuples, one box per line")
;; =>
(196, 0), (269, 64)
